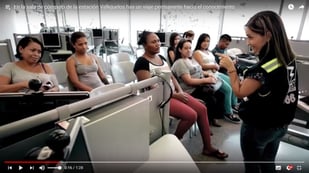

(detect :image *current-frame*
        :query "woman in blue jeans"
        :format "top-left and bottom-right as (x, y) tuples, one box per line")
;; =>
(219, 11), (298, 173)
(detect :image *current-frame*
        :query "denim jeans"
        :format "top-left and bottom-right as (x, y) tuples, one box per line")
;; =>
(218, 72), (237, 115)
(240, 123), (287, 173)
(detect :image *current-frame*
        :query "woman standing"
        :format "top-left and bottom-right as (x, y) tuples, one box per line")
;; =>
(219, 11), (298, 173)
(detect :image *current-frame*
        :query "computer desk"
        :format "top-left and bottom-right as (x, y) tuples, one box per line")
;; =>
(50, 50), (72, 62)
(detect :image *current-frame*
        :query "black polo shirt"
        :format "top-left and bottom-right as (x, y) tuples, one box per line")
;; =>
(238, 57), (298, 128)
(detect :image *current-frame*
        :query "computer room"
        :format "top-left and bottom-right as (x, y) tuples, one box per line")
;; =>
(0, 0), (309, 173)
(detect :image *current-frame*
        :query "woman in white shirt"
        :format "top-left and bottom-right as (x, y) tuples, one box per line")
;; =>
(193, 33), (240, 123)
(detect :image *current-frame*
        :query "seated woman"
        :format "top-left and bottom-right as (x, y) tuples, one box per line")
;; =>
(193, 33), (240, 123)
(172, 39), (229, 127)
(133, 31), (228, 159)
(167, 32), (181, 66)
(0, 36), (59, 92)
(66, 32), (109, 91)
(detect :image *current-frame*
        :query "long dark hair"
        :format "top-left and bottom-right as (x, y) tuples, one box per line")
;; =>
(70, 32), (87, 53)
(245, 10), (295, 66)
(174, 39), (192, 62)
(15, 36), (44, 61)
(169, 32), (180, 48)
(194, 33), (210, 51)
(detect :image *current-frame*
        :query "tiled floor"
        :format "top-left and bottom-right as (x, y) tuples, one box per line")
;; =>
(169, 118), (309, 173)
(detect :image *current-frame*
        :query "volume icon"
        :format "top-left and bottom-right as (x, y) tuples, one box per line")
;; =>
(39, 165), (45, 171)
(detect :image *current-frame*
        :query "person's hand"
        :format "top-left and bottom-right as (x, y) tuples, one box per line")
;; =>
(46, 87), (59, 92)
(173, 92), (189, 103)
(216, 53), (235, 72)
(212, 63), (220, 71)
(204, 76), (217, 84)
(40, 81), (53, 92)
(232, 59), (237, 64)
(206, 72), (215, 78)
(22, 80), (30, 89)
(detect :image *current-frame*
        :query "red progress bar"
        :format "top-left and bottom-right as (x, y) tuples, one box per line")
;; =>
(4, 160), (60, 164)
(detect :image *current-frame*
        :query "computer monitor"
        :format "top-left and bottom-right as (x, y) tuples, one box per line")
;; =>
(65, 27), (75, 32)
(61, 117), (94, 172)
(67, 94), (150, 172)
(41, 33), (61, 49)
(92, 29), (103, 38)
(155, 32), (165, 44)
(0, 91), (90, 126)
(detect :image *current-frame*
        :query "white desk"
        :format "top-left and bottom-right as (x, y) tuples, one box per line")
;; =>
(135, 134), (200, 173)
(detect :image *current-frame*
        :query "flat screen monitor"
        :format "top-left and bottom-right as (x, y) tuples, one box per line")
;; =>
(92, 29), (103, 37)
(42, 33), (61, 49)
(0, 91), (90, 126)
(62, 117), (94, 172)
(65, 27), (75, 32)
(155, 32), (165, 43)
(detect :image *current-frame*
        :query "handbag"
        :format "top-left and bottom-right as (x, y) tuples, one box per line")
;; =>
(201, 76), (222, 93)
(182, 58), (222, 93)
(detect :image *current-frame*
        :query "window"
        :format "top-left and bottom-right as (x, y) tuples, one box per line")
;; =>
(222, 0), (279, 38)
(280, 0), (307, 39)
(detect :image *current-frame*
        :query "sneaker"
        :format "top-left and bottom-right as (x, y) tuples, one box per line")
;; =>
(232, 105), (239, 114)
(224, 114), (241, 124)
